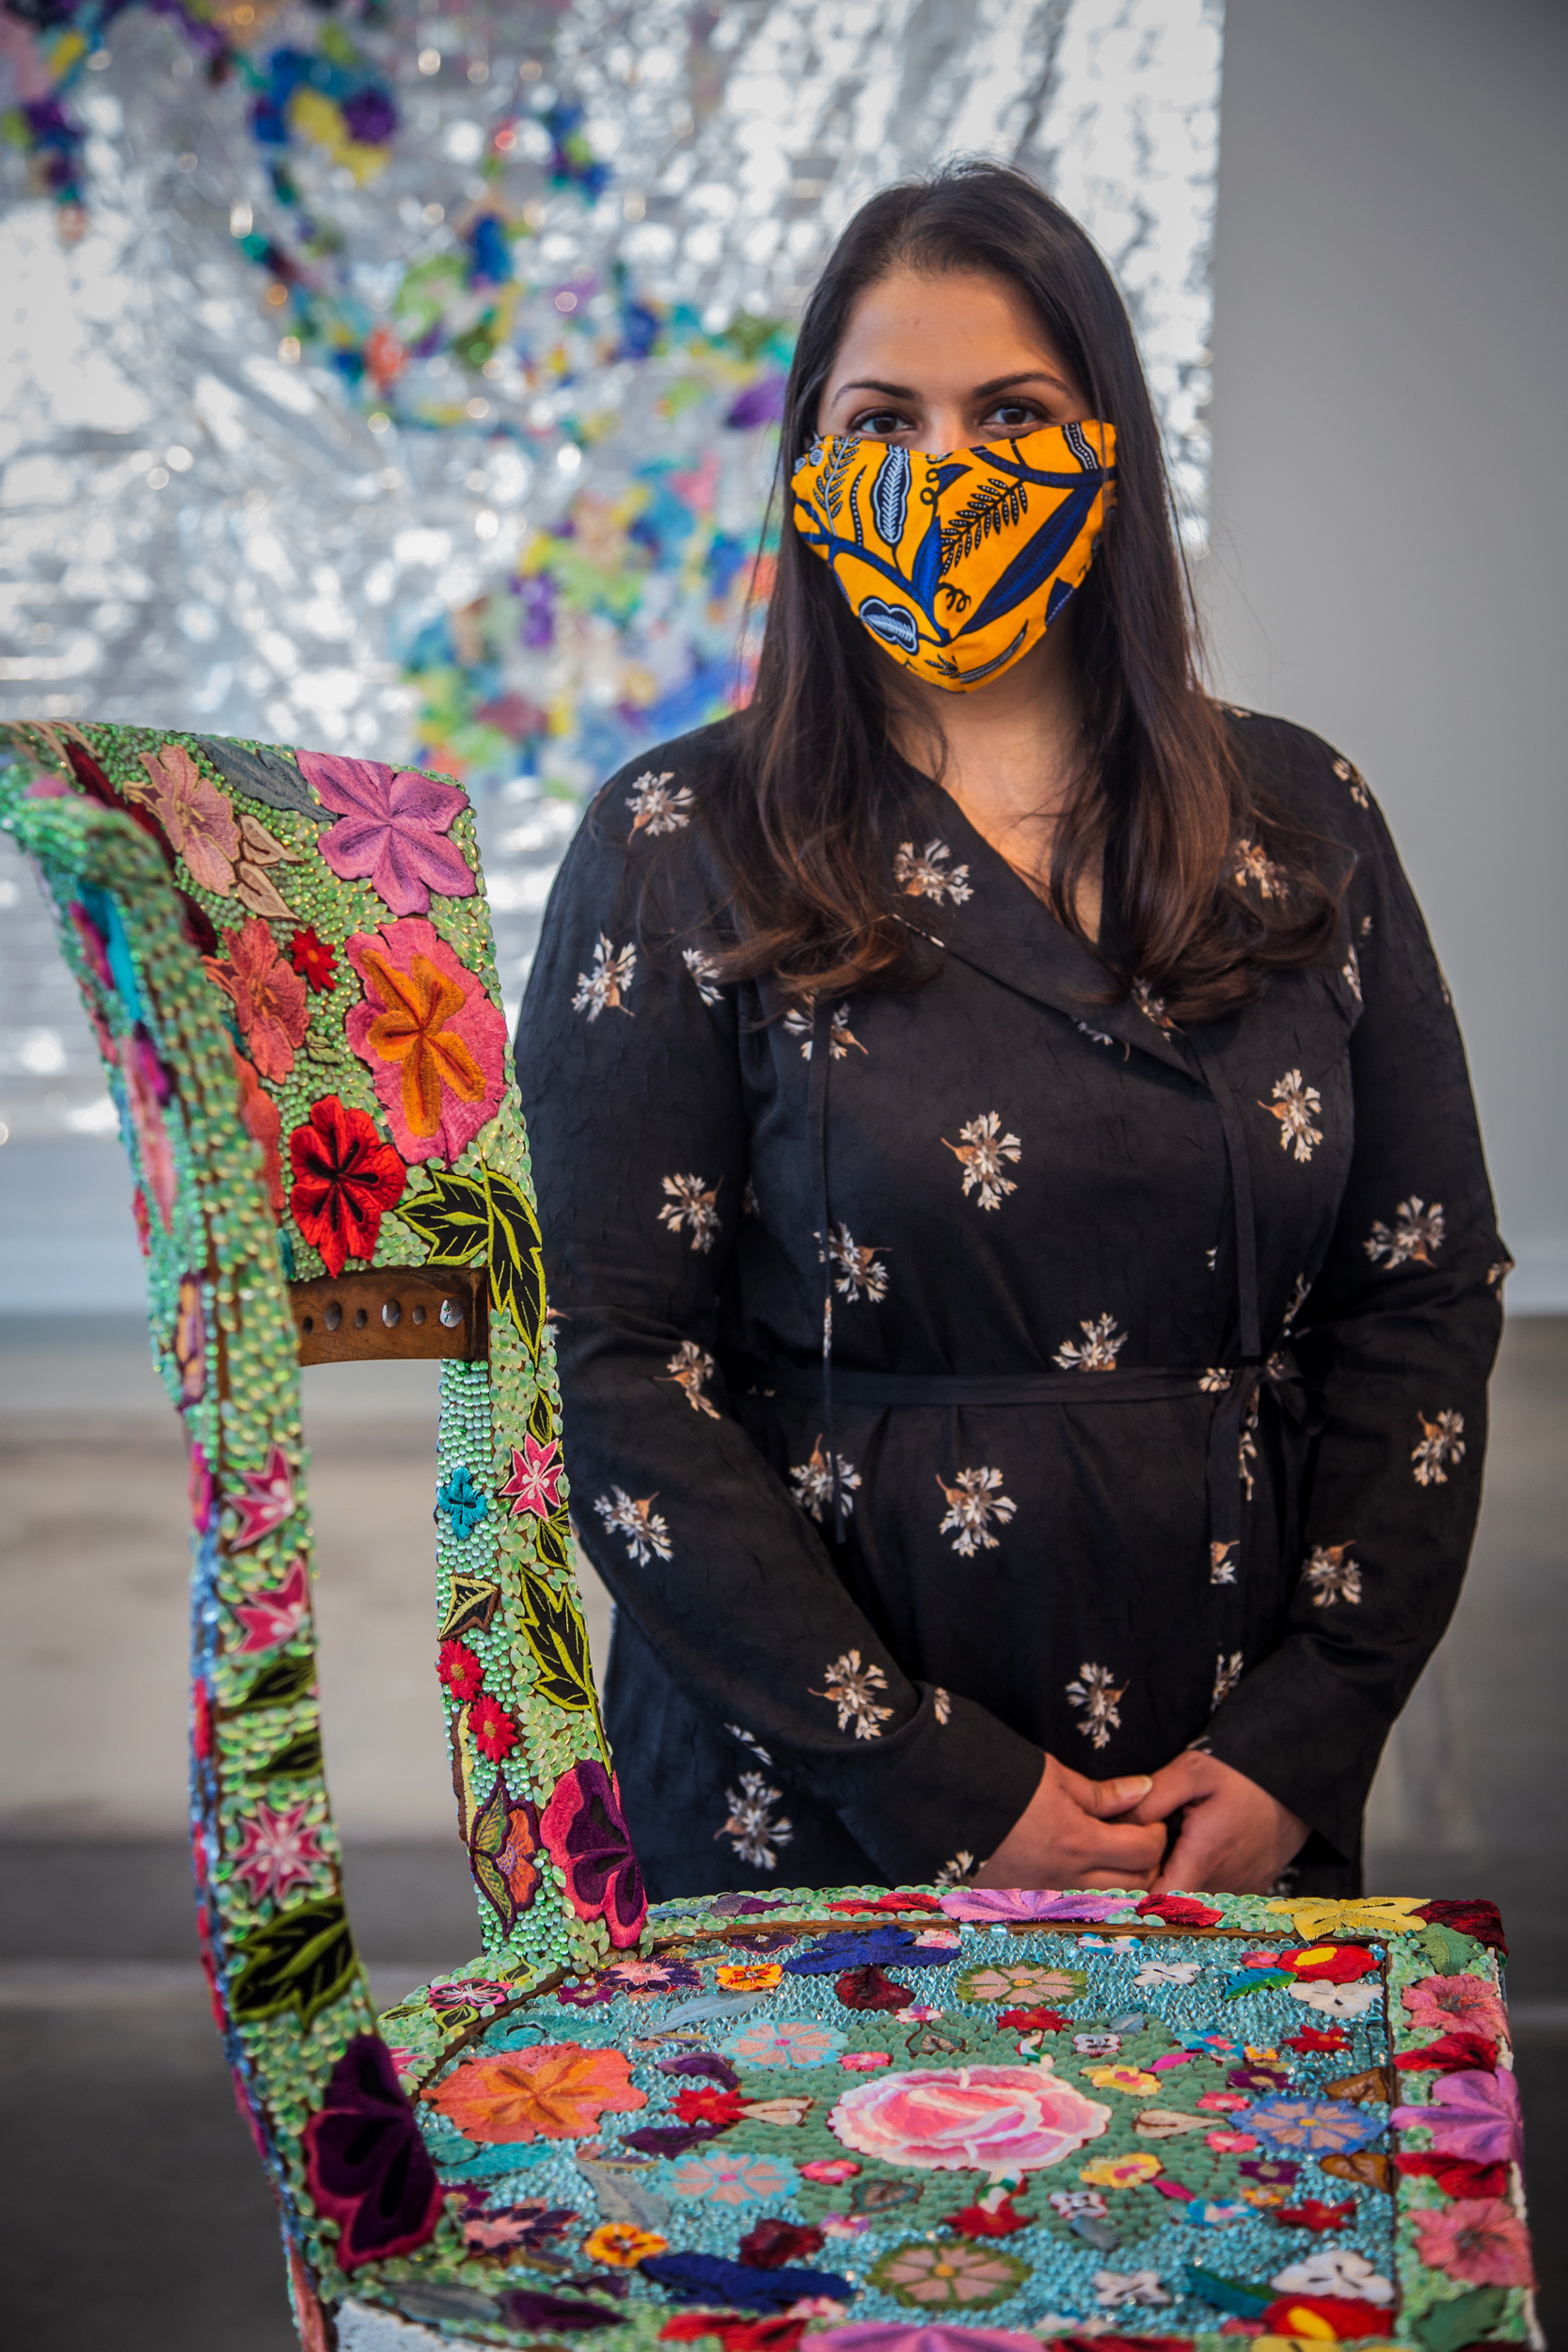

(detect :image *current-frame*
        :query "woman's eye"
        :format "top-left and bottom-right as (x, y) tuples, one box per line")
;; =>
(983, 401), (1049, 432)
(847, 408), (913, 438)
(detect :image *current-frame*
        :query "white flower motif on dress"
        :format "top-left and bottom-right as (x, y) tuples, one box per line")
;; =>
(932, 1686), (953, 1725)
(1212, 1650), (1245, 1706)
(1211, 1541), (1238, 1586)
(720, 1771), (794, 1870)
(935, 1849), (976, 1885)
(594, 1487), (673, 1565)
(661, 1342), (720, 1419)
(1054, 1313), (1127, 1372)
(1076, 1019), (1116, 1048)
(1199, 1367), (1233, 1392)
(1341, 944), (1363, 1006)
(1412, 1408), (1465, 1486)
(1260, 1070), (1324, 1163)
(1365, 1196), (1445, 1268)
(1132, 976), (1174, 1030)
(789, 1436), (863, 1522)
(1303, 1542), (1362, 1606)
(784, 1001), (865, 1060)
(725, 1723), (775, 1767)
(682, 946), (723, 1006)
(830, 1223), (888, 1303)
(1206, 1246), (1218, 1272)
(1282, 1272), (1311, 1332)
(626, 770), (693, 834)
(895, 838), (973, 905)
(1066, 1661), (1126, 1749)
(658, 1172), (721, 1252)
(942, 1112), (1022, 1210)
(571, 933), (637, 1022)
(1333, 755), (1370, 809)
(1233, 838), (1283, 898)
(936, 1467), (1017, 1556)
(815, 1648), (893, 1739)
(1093, 2270), (1171, 2310)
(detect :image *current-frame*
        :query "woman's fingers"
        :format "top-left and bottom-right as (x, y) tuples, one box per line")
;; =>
(1074, 1771), (1155, 1819)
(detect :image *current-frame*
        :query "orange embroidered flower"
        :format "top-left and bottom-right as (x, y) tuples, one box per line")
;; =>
(430, 2042), (647, 2143)
(584, 2222), (668, 2267)
(715, 1963), (784, 1993)
(344, 917), (506, 1164)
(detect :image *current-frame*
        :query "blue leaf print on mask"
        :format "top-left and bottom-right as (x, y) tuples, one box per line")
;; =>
(857, 597), (920, 654)
(871, 446), (910, 546)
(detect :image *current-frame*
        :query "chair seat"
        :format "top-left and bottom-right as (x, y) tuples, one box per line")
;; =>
(341, 1884), (1477, 2347)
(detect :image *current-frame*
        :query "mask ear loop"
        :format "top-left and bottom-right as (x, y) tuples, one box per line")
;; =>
(806, 993), (844, 1544)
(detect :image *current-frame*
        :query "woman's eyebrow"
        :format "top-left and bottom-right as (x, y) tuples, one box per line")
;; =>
(831, 368), (1069, 402)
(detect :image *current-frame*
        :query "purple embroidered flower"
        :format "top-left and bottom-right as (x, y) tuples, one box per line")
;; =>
(498, 2287), (626, 2332)
(1392, 2067), (1524, 2166)
(301, 2035), (442, 2268)
(298, 751), (476, 917)
(940, 1887), (1137, 1925)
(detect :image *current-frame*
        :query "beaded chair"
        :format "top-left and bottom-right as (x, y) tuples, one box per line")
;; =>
(0, 723), (1535, 2352)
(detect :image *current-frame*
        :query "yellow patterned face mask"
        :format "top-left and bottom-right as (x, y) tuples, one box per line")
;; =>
(789, 421), (1116, 691)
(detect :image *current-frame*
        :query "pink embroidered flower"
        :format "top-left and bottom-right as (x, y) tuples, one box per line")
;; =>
(137, 741), (241, 894)
(229, 1797), (330, 1903)
(216, 917), (308, 1082)
(840, 2052), (894, 2072)
(829, 2063), (1110, 2176)
(724, 2019), (848, 2070)
(940, 1888), (1136, 1925)
(232, 1558), (309, 1652)
(1402, 1973), (1511, 2046)
(299, 750), (476, 916)
(800, 2158), (861, 2184)
(500, 1435), (563, 1519)
(1412, 2198), (1534, 2287)
(667, 2151), (796, 2206)
(230, 1443), (297, 1549)
(1392, 2068), (1524, 2166)
(1207, 2129), (1259, 2153)
(344, 918), (506, 1164)
(127, 1034), (177, 1230)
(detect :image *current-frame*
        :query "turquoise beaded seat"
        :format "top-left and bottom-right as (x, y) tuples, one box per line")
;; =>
(0, 723), (1536, 2352)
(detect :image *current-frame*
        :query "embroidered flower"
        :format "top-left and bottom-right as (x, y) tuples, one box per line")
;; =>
(500, 1434), (563, 1519)
(135, 740), (241, 894)
(1303, 1543), (1362, 1607)
(1413, 1408), (1465, 1486)
(344, 918), (506, 1164)
(437, 1640), (485, 1702)
(594, 1487), (673, 1564)
(1290, 1979), (1381, 2018)
(682, 946), (723, 1005)
(1341, 943), (1363, 1005)
(626, 770), (692, 834)
(431, 2042), (647, 2142)
(303, 2036), (441, 2268)
(232, 1557), (309, 1653)
(1210, 1541), (1239, 1585)
(869, 2238), (1028, 2310)
(299, 750), (476, 916)
(1199, 1366), (1233, 1391)
(1390, 2065), (1524, 2165)
(724, 2018), (847, 2070)
(1365, 1195), (1445, 1267)
(584, 2221), (668, 2267)
(1079, 2152), (1163, 2189)
(290, 926), (336, 992)
(573, 933), (637, 1022)
(230, 1443), (296, 1549)
(895, 839), (973, 905)
(830, 1224), (888, 1303)
(436, 1464), (486, 1538)
(791, 1438), (863, 1522)
(942, 1112), (1021, 1210)
(470, 1692), (519, 1761)
(1245, 2097), (1382, 2154)
(540, 1758), (646, 1948)
(125, 1035), (179, 1230)
(288, 1094), (406, 1278)
(1261, 1070), (1323, 1162)
(1053, 1314), (1127, 1373)
(230, 1797), (331, 1904)
(214, 916), (308, 1082)
(1212, 1649), (1245, 1705)
(784, 1001), (866, 1060)
(935, 1467), (1016, 1556)
(668, 2151), (796, 2205)
(1132, 977), (1173, 1030)
(658, 1171), (722, 1251)
(1411, 2199), (1534, 2287)
(1272, 2247), (1392, 2304)
(934, 1851), (976, 1886)
(231, 1046), (284, 1217)
(956, 1963), (1086, 2007)
(831, 2062), (1110, 2176)
(1065, 1661), (1126, 1748)
(662, 1341), (721, 1418)
(1233, 837), (1283, 898)
(1402, 1974), (1510, 2043)
(721, 1772), (794, 1871)
(815, 1649), (892, 1739)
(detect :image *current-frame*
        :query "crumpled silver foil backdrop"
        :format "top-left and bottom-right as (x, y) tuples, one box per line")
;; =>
(0, 0), (1222, 1142)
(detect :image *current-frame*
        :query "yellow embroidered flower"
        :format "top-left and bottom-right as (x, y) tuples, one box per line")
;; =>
(1084, 2064), (1159, 2096)
(715, 1963), (784, 1992)
(1079, 2151), (1163, 2187)
(1267, 1896), (1426, 1941)
(583, 2222), (668, 2267)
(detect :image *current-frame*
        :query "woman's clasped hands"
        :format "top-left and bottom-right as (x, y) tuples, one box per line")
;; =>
(972, 1750), (1307, 1897)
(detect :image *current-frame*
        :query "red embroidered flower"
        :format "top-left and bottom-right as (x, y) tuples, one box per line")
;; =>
(1135, 1892), (1224, 1928)
(438, 1640), (485, 1703)
(1394, 2030), (1499, 2074)
(1282, 1942), (1377, 1982)
(736, 2218), (826, 2269)
(1263, 2296), (1393, 2340)
(943, 2192), (1032, 2237)
(288, 1094), (406, 1279)
(1397, 2150), (1510, 2200)
(499, 1434), (564, 1519)
(660, 2321), (806, 2352)
(1418, 1899), (1508, 1955)
(997, 2005), (1069, 2032)
(290, 926), (337, 992)
(470, 1692), (519, 1761)
(1274, 2196), (1355, 2232)
(1284, 2026), (1351, 2055)
(673, 2087), (745, 2128)
(233, 1558), (309, 1653)
(230, 1442), (296, 1549)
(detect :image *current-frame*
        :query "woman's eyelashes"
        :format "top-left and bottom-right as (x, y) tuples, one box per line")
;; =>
(839, 399), (1055, 441)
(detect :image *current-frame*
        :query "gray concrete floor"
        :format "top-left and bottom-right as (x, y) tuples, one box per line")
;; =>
(1, 1314), (1564, 2344)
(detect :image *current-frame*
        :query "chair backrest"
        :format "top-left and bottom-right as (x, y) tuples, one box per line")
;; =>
(0, 720), (643, 2303)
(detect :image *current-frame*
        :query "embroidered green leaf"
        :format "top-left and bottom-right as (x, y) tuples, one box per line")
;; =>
(516, 1565), (598, 1721)
(261, 1726), (325, 1778)
(527, 1382), (555, 1450)
(533, 1509), (573, 1579)
(467, 1780), (517, 1928)
(229, 1895), (357, 2026)
(1412, 2289), (1508, 2352)
(400, 1163), (546, 1347)
(230, 1653), (316, 1713)
(196, 737), (320, 817)
(471, 1847), (516, 1930)
(469, 1775), (510, 1860)
(439, 1571), (501, 1642)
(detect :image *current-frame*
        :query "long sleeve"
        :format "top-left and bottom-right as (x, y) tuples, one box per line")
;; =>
(514, 756), (1043, 1884)
(1206, 769), (1507, 1863)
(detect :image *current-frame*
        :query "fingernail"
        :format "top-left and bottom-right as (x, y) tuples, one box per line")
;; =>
(1122, 1775), (1153, 1797)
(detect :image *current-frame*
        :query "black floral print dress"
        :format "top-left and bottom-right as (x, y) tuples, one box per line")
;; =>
(515, 710), (1506, 1901)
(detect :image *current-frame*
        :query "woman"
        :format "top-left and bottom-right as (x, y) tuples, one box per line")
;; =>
(515, 163), (1505, 1902)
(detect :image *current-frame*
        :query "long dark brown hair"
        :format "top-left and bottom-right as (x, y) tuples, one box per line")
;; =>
(693, 162), (1341, 1025)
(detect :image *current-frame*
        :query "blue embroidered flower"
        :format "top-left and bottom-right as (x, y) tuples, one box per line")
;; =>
(438, 1463), (488, 1539)
(783, 1926), (949, 1974)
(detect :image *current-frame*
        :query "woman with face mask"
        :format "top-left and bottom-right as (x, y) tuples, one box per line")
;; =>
(515, 162), (1505, 1902)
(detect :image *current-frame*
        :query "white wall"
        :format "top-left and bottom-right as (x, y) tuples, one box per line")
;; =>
(1202, 0), (1568, 1307)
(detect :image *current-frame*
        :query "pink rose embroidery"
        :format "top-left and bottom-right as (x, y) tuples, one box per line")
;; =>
(300, 750), (476, 916)
(829, 2062), (1110, 2177)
